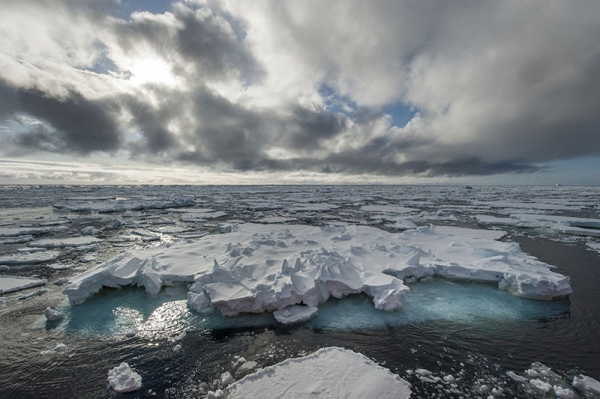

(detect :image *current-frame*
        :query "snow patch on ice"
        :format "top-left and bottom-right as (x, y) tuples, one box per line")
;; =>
(0, 275), (47, 294)
(226, 347), (411, 399)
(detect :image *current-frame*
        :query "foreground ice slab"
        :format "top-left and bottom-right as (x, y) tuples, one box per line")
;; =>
(63, 224), (571, 321)
(226, 347), (411, 399)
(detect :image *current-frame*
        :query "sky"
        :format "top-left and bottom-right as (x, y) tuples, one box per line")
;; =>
(0, 0), (599, 185)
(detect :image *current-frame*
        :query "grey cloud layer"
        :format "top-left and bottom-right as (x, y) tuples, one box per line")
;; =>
(1, 0), (599, 178)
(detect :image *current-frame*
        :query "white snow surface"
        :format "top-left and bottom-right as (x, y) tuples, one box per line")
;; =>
(63, 224), (571, 320)
(226, 347), (411, 399)
(0, 275), (47, 294)
(107, 362), (142, 393)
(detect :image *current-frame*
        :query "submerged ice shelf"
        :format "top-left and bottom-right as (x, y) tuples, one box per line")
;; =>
(62, 223), (571, 325)
(56, 278), (570, 337)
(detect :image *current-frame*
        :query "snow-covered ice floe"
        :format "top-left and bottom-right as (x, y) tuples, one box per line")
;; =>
(0, 251), (60, 266)
(0, 275), (47, 294)
(477, 214), (600, 237)
(63, 224), (571, 323)
(226, 347), (411, 399)
(28, 236), (102, 248)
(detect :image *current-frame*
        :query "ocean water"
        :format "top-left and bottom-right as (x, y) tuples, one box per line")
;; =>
(0, 185), (599, 398)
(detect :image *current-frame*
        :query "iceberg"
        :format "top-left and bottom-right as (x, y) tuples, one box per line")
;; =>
(63, 224), (571, 323)
(226, 347), (411, 398)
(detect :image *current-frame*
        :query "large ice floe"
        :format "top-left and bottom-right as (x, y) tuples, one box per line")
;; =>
(226, 347), (411, 399)
(63, 223), (571, 323)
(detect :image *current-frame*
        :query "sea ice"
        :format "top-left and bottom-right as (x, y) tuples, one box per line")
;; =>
(0, 226), (68, 237)
(63, 224), (571, 323)
(0, 250), (60, 265)
(28, 236), (102, 248)
(107, 362), (142, 393)
(572, 375), (600, 395)
(53, 197), (194, 213)
(0, 276), (47, 294)
(226, 347), (411, 399)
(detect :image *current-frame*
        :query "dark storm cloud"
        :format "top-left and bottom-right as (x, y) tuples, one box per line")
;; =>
(0, 80), (122, 154)
(286, 107), (347, 150)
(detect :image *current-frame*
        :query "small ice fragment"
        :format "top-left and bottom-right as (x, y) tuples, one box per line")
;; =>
(529, 379), (552, 393)
(54, 343), (67, 352)
(572, 375), (600, 395)
(443, 374), (456, 383)
(221, 371), (234, 386)
(273, 305), (318, 325)
(107, 362), (142, 393)
(506, 371), (528, 382)
(173, 344), (181, 353)
(554, 385), (575, 399)
(54, 278), (69, 286)
(18, 288), (48, 300)
(207, 389), (225, 399)
(44, 307), (63, 321)
(125, 329), (137, 338)
(237, 361), (258, 373)
(415, 368), (432, 377)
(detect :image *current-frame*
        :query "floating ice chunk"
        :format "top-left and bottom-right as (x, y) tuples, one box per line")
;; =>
(0, 251), (60, 265)
(29, 236), (102, 248)
(237, 361), (258, 373)
(572, 375), (600, 395)
(255, 216), (297, 224)
(47, 262), (74, 270)
(554, 386), (575, 399)
(227, 347), (411, 399)
(44, 307), (63, 321)
(530, 378), (552, 393)
(18, 288), (48, 300)
(586, 241), (600, 251)
(40, 343), (67, 355)
(0, 226), (68, 237)
(107, 362), (142, 393)
(0, 276), (47, 294)
(362, 205), (418, 214)
(221, 371), (234, 386)
(0, 235), (34, 244)
(273, 305), (318, 324)
(54, 343), (67, 352)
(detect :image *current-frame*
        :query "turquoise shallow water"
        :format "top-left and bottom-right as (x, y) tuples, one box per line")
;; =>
(55, 278), (570, 337)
